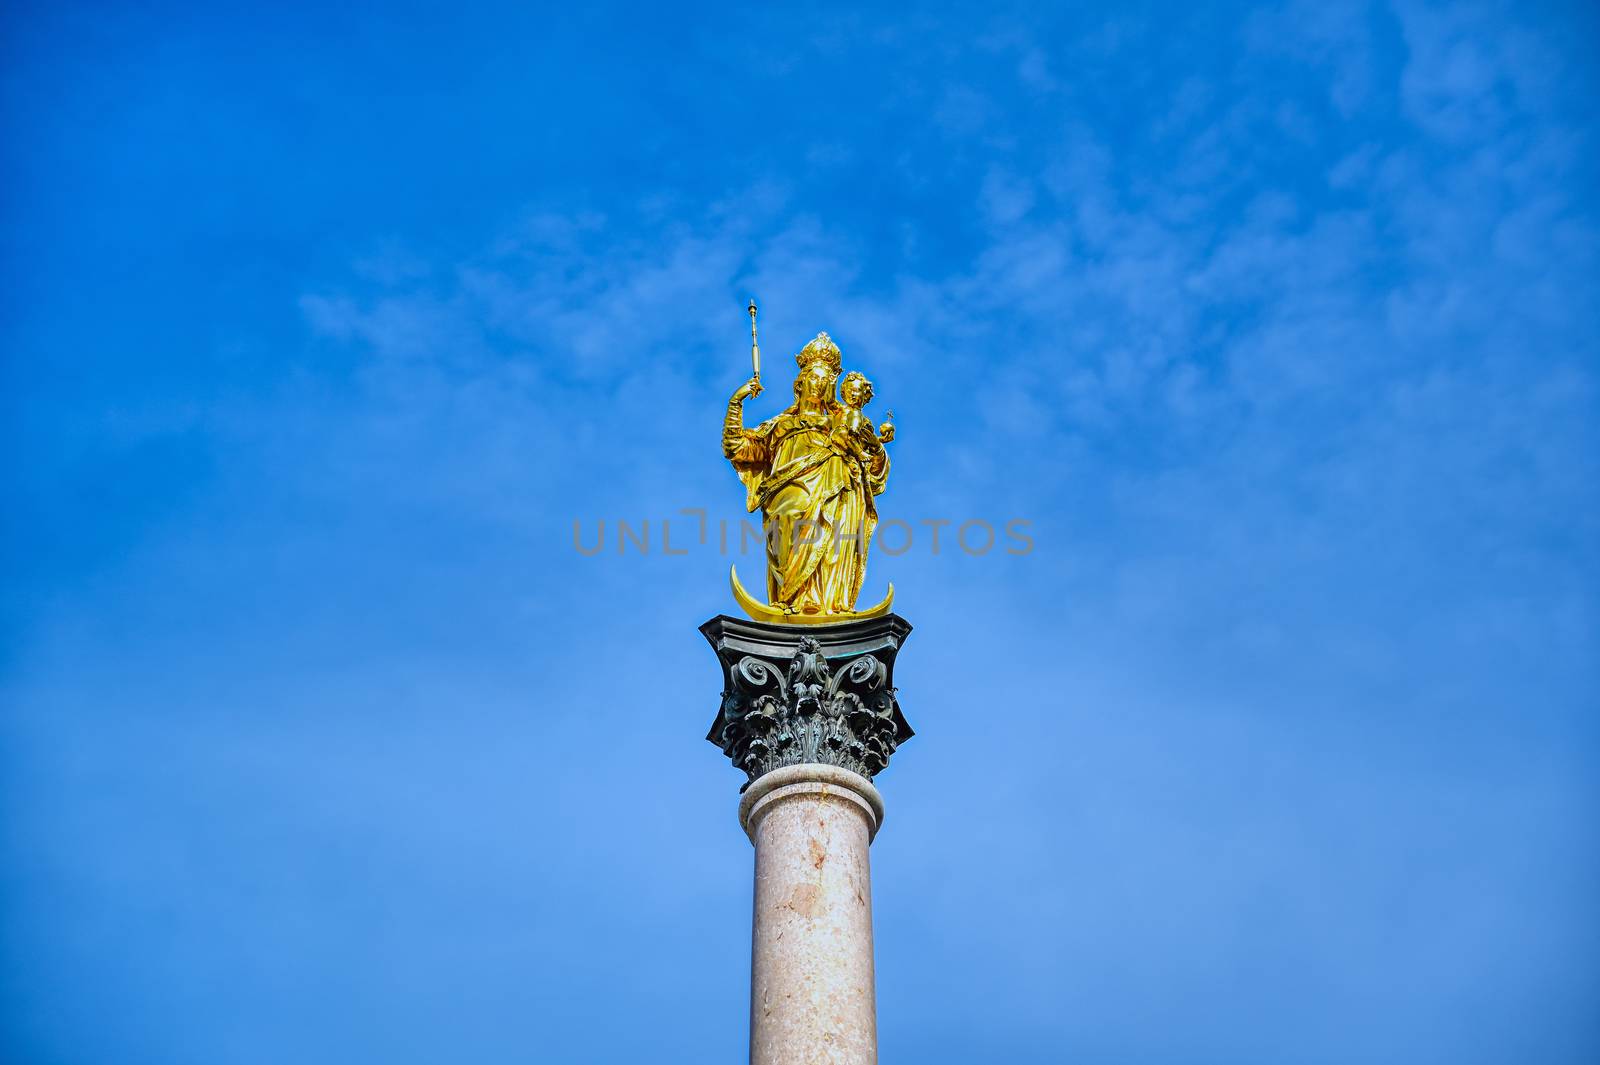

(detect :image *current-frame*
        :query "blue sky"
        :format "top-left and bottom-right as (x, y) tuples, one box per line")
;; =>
(3, 1), (1597, 1062)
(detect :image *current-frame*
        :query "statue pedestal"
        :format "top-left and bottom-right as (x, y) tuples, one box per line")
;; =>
(702, 615), (915, 1065)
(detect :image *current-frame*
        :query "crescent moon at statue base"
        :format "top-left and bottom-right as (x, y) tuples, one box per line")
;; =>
(729, 564), (895, 626)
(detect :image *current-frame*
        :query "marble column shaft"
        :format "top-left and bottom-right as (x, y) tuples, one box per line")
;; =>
(740, 764), (884, 1065)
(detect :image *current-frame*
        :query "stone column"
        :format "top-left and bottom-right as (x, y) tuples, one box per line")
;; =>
(741, 764), (884, 1065)
(702, 615), (915, 1065)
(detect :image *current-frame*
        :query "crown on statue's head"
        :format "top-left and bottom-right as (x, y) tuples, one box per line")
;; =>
(795, 332), (842, 374)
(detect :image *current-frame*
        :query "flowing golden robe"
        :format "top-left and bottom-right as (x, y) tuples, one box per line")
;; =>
(723, 394), (890, 614)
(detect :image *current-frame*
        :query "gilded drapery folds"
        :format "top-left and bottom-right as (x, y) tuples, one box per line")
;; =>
(722, 332), (895, 623)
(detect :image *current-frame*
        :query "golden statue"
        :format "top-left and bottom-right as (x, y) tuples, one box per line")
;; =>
(723, 306), (896, 625)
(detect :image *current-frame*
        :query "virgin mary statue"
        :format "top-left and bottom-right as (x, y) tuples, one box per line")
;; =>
(721, 332), (892, 620)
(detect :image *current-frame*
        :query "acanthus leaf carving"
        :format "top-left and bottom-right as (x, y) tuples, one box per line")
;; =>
(706, 621), (913, 787)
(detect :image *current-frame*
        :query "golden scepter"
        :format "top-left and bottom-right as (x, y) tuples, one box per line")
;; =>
(748, 298), (761, 383)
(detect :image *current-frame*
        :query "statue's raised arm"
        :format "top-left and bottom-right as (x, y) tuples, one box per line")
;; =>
(723, 375), (767, 468)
